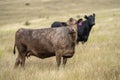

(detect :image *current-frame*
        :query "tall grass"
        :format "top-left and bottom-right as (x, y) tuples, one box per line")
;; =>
(0, 0), (120, 80)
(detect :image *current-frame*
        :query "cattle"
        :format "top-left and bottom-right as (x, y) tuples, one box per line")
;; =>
(77, 13), (96, 44)
(13, 25), (78, 68)
(51, 18), (76, 28)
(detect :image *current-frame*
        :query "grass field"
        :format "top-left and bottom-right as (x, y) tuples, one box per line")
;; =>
(0, 0), (120, 80)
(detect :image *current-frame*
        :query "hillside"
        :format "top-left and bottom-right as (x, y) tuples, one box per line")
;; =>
(0, 0), (120, 25)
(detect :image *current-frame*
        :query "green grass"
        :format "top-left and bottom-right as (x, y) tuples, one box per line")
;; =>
(0, 0), (120, 80)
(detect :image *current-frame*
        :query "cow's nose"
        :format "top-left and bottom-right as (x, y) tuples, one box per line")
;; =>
(69, 28), (75, 34)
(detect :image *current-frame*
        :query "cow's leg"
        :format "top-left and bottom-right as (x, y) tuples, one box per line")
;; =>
(63, 57), (67, 67)
(56, 54), (62, 68)
(14, 54), (21, 68)
(20, 54), (26, 67)
(16, 44), (27, 68)
(14, 53), (26, 68)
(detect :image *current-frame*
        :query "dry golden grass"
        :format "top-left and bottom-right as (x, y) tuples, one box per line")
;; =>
(0, 0), (120, 80)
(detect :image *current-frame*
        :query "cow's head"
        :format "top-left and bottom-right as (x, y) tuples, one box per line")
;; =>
(77, 13), (96, 44)
(82, 13), (95, 43)
(67, 18), (77, 26)
(84, 13), (95, 26)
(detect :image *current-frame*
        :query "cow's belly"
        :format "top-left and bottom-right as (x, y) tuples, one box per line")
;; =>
(34, 52), (55, 59)
(38, 53), (55, 59)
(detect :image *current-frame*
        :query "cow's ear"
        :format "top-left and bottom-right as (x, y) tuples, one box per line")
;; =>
(84, 15), (88, 19)
(93, 13), (95, 17)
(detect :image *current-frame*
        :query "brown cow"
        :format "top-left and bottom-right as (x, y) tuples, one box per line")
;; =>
(13, 25), (77, 68)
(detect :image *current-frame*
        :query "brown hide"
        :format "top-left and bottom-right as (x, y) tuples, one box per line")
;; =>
(13, 26), (77, 68)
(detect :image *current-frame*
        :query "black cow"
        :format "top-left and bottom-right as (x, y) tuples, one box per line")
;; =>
(13, 26), (78, 68)
(51, 21), (68, 28)
(50, 14), (95, 44)
(77, 13), (95, 44)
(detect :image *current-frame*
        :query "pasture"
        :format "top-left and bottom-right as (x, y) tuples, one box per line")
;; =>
(0, 0), (120, 80)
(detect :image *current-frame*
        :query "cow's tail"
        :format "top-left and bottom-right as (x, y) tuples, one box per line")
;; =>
(13, 43), (16, 54)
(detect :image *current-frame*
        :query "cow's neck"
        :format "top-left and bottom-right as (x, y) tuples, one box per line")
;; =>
(83, 20), (93, 40)
(86, 20), (92, 32)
